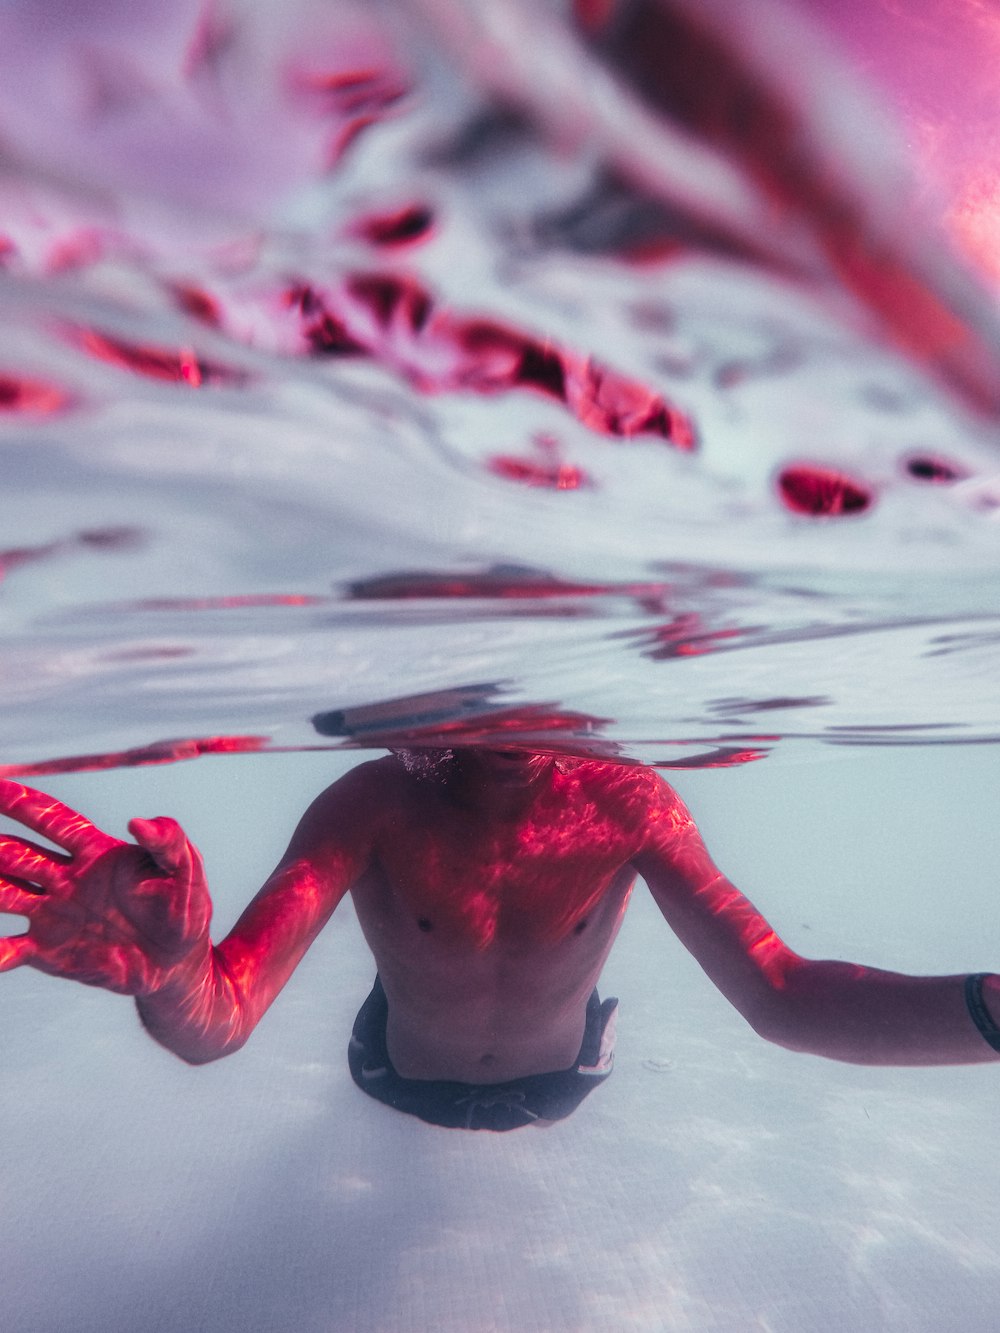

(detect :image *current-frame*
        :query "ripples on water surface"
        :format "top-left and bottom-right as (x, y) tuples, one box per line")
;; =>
(1, 0), (999, 776)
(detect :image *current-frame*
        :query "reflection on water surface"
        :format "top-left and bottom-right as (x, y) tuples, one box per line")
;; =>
(0, 1), (998, 778)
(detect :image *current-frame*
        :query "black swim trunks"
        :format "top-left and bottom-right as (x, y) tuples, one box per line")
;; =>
(348, 976), (618, 1131)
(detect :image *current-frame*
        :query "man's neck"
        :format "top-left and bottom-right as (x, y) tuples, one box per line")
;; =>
(444, 750), (557, 818)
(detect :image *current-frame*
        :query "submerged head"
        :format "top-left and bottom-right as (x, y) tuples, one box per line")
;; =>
(390, 746), (556, 791)
(460, 747), (556, 788)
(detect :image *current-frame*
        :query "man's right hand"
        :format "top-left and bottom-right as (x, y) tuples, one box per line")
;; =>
(0, 781), (211, 996)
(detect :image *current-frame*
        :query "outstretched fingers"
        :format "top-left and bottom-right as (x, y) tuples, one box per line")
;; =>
(0, 879), (43, 916)
(0, 933), (36, 972)
(0, 833), (69, 892)
(0, 781), (111, 858)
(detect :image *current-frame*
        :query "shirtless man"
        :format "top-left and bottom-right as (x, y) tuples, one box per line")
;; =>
(1, 750), (998, 1133)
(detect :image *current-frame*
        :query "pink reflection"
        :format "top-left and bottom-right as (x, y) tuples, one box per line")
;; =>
(798, 2), (1000, 274)
(285, 271), (696, 447)
(904, 453), (969, 484)
(288, 284), (366, 356)
(0, 734), (266, 780)
(777, 464), (873, 517)
(293, 63), (410, 165)
(344, 567), (668, 604)
(638, 617), (745, 661)
(168, 283), (223, 326)
(0, 527), (144, 587)
(655, 746), (769, 769)
(553, 0), (1000, 413)
(68, 328), (245, 387)
(0, 374), (70, 415)
(314, 693), (615, 755)
(353, 204), (435, 248)
(181, 2), (235, 83)
(488, 455), (590, 490)
(127, 593), (326, 611)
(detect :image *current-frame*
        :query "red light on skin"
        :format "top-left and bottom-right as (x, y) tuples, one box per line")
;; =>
(777, 464), (874, 516)
(488, 455), (590, 489)
(69, 328), (244, 387)
(6, 752), (1000, 1074)
(354, 204), (434, 248)
(0, 374), (70, 415)
(0, 781), (214, 997)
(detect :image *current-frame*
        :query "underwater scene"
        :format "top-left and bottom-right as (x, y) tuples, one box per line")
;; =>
(2, 1), (1000, 1329)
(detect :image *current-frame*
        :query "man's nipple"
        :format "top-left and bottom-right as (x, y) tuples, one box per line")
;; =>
(417, 916), (433, 932)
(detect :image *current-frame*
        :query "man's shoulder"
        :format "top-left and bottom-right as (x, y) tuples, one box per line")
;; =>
(314, 755), (407, 807)
(562, 758), (677, 823)
(285, 756), (410, 863)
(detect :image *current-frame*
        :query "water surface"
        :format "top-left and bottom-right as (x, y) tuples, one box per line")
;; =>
(2, 3), (1000, 1330)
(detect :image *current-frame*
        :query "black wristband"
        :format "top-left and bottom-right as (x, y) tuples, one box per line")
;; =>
(964, 973), (1000, 1054)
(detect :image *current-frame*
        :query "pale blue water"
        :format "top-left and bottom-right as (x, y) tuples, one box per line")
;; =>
(2, 2), (1000, 1329)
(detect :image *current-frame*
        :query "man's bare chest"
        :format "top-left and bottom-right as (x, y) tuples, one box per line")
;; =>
(366, 804), (636, 950)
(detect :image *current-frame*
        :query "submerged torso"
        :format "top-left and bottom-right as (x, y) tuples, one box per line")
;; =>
(349, 756), (648, 1083)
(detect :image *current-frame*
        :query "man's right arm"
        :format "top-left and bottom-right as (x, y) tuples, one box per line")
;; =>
(140, 768), (380, 1061)
(140, 765), (382, 1063)
(0, 766), (380, 1065)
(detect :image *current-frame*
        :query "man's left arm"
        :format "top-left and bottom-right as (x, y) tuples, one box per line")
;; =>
(631, 776), (1000, 1066)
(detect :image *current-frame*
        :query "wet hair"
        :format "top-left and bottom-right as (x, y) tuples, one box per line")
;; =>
(388, 747), (457, 780)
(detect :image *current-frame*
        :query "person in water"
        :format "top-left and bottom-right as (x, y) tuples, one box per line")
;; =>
(1, 750), (998, 1132)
